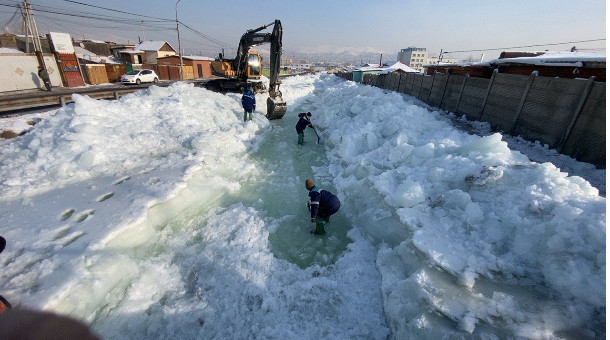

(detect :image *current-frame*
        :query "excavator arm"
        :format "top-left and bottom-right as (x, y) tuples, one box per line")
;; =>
(265, 20), (287, 119)
(232, 20), (287, 119)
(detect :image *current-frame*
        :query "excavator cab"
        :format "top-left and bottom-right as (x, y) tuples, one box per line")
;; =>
(247, 52), (262, 78)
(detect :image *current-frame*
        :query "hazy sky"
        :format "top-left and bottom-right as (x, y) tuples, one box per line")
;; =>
(0, 0), (606, 61)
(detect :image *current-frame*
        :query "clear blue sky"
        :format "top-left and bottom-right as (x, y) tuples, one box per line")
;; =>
(0, 0), (606, 61)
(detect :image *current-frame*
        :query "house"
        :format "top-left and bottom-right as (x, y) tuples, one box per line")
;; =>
(425, 51), (606, 82)
(156, 55), (214, 79)
(0, 33), (52, 53)
(118, 50), (145, 65)
(73, 45), (98, 61)
(491, 51), (605, 81)
(108, 44), (144, 65)
(397, 47), (458, 73)
(350, 61), (418, 83)
(134, 41), (177, 64)
(73, 40), (112, 57)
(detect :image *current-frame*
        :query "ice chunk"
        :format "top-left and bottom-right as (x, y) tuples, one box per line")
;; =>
(458, 133), (510, 156)
(367, 132), (379, 151)
(386, 181), (425, 208)
(464, 166), (503, 185)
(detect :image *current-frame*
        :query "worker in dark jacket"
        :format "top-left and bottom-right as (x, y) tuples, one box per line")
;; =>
(241, 86), (255, 122)
(295, 112), (314, 145)
(0, 236), (11, 313)
(37, 66), (52, 91)
(305, 179), (341, 235)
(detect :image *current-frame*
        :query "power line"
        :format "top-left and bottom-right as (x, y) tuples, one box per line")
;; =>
(0, 1), (233, 53)
(178, 21), (230, 48)
(0, 2), (171, 26)
(0, 4), (19, 27)
(59, 0), (173, 22)
(443, 38), (606, 54)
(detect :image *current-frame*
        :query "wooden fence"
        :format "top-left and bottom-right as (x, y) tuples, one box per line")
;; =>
(358, 71), (605, 168)
(142, 65), (194, 81)
(83, 65), (109, 85)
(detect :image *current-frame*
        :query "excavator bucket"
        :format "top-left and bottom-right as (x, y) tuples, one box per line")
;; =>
(266, 97), (287, 120)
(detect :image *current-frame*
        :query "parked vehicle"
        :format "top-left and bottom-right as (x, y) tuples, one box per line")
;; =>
(121, 69), (159, 85)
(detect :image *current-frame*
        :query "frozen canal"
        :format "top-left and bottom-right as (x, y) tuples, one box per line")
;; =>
(0, 74), (605, 339)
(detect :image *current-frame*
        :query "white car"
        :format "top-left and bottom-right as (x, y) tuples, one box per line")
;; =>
(121, 69), (159, 85)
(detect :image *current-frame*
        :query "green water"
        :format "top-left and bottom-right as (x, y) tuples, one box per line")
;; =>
(234, 107), (353, 269)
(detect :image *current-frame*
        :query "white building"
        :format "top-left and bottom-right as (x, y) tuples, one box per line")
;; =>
(397, 47), (458, 72)
(397, 47), (428, 72)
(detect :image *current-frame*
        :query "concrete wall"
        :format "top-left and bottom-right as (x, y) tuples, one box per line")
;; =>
(361, 71), (606, 168)
(0, 54), (63, 92)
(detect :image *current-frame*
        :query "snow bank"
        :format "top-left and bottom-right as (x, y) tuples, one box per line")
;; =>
(303, 74), (605, 337)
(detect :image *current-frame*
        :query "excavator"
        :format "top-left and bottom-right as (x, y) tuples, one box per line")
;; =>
(202, 19), (287, 120)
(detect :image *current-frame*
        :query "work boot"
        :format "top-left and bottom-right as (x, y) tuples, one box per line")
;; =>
(313, 219), (326, 235)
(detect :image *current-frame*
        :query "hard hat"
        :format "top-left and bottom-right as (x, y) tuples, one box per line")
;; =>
(305, 179), (315, 190)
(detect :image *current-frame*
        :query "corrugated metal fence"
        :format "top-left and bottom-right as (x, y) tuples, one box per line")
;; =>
(358, 71), (605, 168)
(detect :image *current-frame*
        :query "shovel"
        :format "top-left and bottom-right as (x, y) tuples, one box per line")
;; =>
(312, 126), (321, 144)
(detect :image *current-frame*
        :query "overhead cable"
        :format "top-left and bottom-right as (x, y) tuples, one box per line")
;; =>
(443, 38), (606, 54)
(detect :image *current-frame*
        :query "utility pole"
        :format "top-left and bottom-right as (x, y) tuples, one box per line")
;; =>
(19, 3), (29, 53)
(22, 0), (45, 68)
(175, 0), (184, 81)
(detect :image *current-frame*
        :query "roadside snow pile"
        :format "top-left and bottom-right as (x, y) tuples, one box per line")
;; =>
(0, 83), (267, 199)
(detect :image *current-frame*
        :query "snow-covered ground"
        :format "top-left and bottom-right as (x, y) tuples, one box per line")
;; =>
(0, 74), (605, 339)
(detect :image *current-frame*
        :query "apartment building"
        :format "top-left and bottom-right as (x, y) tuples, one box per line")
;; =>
(397, 47), (428, 72)
(397, 47), (458, 72)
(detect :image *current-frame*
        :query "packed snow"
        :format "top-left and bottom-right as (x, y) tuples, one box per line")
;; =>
(0, 74), (605, 339)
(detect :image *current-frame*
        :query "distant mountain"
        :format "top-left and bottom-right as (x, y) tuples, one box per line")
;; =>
(251, 45), (391, 65)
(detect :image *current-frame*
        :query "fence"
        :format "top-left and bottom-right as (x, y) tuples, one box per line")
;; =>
(83, 64), (109, 85)
(142, 65), (194, 81)
(0, 54), (63, 92)
(360, 71), (605, 168)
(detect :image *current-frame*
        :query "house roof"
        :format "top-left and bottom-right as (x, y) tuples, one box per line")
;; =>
(110, 45), (136, 49)
(488, 51), (605, 67)
(134, 40), (176, 52)
(157, 55), (215, 61)
(183, 55), (215, 61)
(378, 61), (419, 74)
(0, 47), (23, 54)
(351, 61), (418, 73)
(73, 46), (97, 57)
(427, 51), (606, 68)
(119, 50), (145, 55)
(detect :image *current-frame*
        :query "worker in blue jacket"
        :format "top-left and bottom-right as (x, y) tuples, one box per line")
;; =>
(305, 179), (341, 235)
(295, 112), (314, 145)
(241, 86), (256, 122)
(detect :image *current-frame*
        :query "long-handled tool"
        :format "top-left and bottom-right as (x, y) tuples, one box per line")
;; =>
(312, 126), (321, 144)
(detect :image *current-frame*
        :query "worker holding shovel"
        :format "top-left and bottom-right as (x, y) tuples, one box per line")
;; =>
(295, 112), (318, 145)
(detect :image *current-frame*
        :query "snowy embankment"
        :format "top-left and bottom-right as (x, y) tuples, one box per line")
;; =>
(0, 74), (605, 339)
(303, 74), (605, 337)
